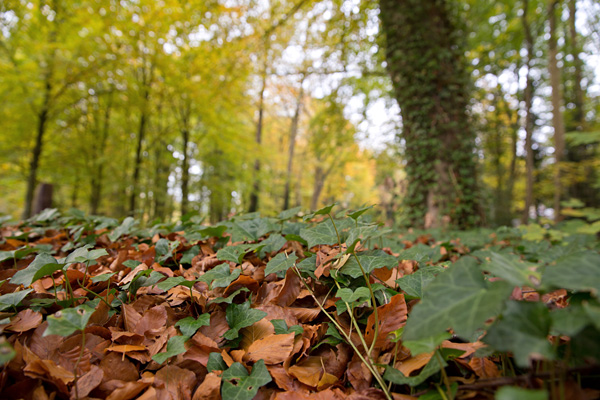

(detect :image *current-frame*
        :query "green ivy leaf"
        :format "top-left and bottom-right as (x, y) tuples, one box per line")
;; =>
(339, 250), (398, 278)
(217, 245), (248, 264)
(176, 315), (210, 337)
(221, 360), (272, 400)
(347, 205), (373, 220)
(484, 301), (554, 367)
(207, 352), (227, 372)
(108, 217), (137, 242)
(198, 263), (241, 289)
(0, 339), (16, 366)
(264, 252), (298, 276)
(44, 303), (95, 337)
(10, 253), (59, 287)
(259, 234), (287, 258)
(156, 276), (187, 292)
(396, 265), (444, 299)
(180, 246), (199, 264)
(542, 251), (600, 297)
(0, 289), (34, 311)
(482, 253), (541, 288)
(91, 272), (116, 283)
(152, 335), (188, 364)
(278, 206), (301, 220)
(271, 319), (303, 336)
(299, 220), (339, 248)
(303, 203), (337, 220)
(224, 301), (268, 341)
(494, 386), (548, 400)
(403, 257), (512, 344)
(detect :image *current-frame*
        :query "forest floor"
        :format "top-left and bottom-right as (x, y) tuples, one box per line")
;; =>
(0, 206), (599, 400)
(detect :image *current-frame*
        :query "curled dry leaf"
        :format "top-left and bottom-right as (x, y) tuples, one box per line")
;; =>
(192, 372), (221, 400)
(365, 294), (407, 350)
(70, 364), (104, 399)
(100, 352), (140, 382)
(394, 352), (434, 376)
(6, 309), (42, 332)
(154, 365), (196, 400)
(246, 333), (295, 364)
(105, 381), (151, 400)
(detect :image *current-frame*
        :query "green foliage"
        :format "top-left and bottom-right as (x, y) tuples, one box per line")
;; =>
(224, 301), (268, 341)
(0, 289), (34, 311)
(176, 315), (211, 337)
(152, 335), (189, 364)
(264, 252), (298, 276)
(221, 360), (272, 400)
(44, 304), (94, 337)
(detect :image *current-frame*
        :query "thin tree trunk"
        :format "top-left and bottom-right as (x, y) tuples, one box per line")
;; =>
(249, 58), (267, 213)
(283, 78), (304, 211)
(90, 91), (113, 214)
(548, 0), (566, 221)
(522, 0), (535, 224)
(568, 0), (584, 128)
(130, 110), (147, 216)
(311, 166), (326, 211)
(181, 127), (190, 216)
(24, 103), (49, 219)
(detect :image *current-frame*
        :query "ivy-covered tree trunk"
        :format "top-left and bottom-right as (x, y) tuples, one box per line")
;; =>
(379, 0), (482, 229)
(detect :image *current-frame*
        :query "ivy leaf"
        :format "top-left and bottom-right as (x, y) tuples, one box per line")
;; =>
(221, 360), (272, 400)
(396, 266), (444, 299)
(403, 257), (512, 344)
(0, 339), (16, 366)
(397, 243), (442, 264)
(484, 301), (554, 367)
(542, 251), (600, 297)
(303, 203), (337, 220)
(198, 263), (241, 289)
(152, 335), (189, 364)
(180, 246), (199, 264)
(208, 288), (250, 305)
(264, 252), (298, 276)
(176, 315), (211, 337)
(347, 205), (373, 220)
(550, 305), (590, 337)
(10, 253), (59, 287)
(0, 247), (38, 263)
(207, 352), (227, 372)
(278, 206), (301, 220)
(91, 272), (116, 283)
(345, 223), (379, 250)
(224, 301), (268, 341)
(300, 220), (339, 248)
(271, 319), (303, 336)
(481, 253), (541, 288)
(258, 234), (287, 258)
(217, 245), (248, 264)
(0, 289), (34, 311)
(108, 217), (137, 242)
(403, 332), (452, 355)
(156, 276), (187, 292)
(495, 387), (548, 400)
(44, 303), (95, 337)
(339, 250), (398, 278)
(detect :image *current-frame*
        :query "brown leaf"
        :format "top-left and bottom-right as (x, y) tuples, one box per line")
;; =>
(6, 309), (42, 333)
(268, 365), (311, 392)
(468, 357), (500, 378)
(192, 372), (221, 400)
(223, 275), (259, 296)
(347, 353), (372, 391)
(198, 309), (229, 347)
(154, 365), (196, 400)
(24, 359), (74, 395)
(288, 356), (324, 387)
(272, 268), (301, 307)
(100, 352), (140, 382)
(365, 294), (407, 350)
(288, 307), (321, 323)
(135, 305), (167, 336)
(239, 318), (275, 351)
(394, 352), (433, 376)
(70, 365), (104, 399)
(441, 340), (485, 359)
(246, 333), (295, 364)
(106, 381), (151, 400)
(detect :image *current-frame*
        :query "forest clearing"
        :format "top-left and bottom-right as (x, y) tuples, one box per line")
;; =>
(1, 0), (600, 399)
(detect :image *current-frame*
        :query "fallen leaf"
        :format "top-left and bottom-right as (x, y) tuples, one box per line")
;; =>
(365, 294), (407, 350)
(192, 372), (221, 400)
(246, 333), (295, 364)
(6, 309), (43, 333)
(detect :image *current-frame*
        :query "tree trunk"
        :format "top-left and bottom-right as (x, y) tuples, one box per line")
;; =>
(90, 91), (113, 215)
(379, 0), (481, 229)
(548, 0), (566, 221)
(283, 78), (304, 211)
(181, 127), (190, 216)
(249, 53), (267, 213)
(311, 166), (326, 211)
(24, 103), (49, 219)
(522, 0), (535, 224)
(568, 0), (584, 128)
(32, 183), (53, 216)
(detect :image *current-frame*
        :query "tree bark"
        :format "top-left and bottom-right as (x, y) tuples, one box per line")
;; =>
(24, 100), (50, 219)
(90, 91), (113, 214)
(249, 43), (268, 213)
(522, 0), (535, 224)
(311, 166), (326, 210)
(283, 77), (304, 211)
(379, 0), (481, 228)
(181, 127), (190, 216)
(548, 0), (566, 221)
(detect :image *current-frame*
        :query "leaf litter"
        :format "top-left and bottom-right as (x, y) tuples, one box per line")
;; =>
(0, 207), (598, 399)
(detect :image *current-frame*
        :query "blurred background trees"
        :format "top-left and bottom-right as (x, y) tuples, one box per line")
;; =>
(1, 0), (599, 229)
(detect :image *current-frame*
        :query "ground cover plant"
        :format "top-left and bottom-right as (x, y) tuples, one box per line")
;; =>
(0, 206), (599, 400)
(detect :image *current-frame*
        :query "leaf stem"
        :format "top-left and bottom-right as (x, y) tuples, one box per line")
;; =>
(354, 252), (380, 357)
(327, 214), (341, 247)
